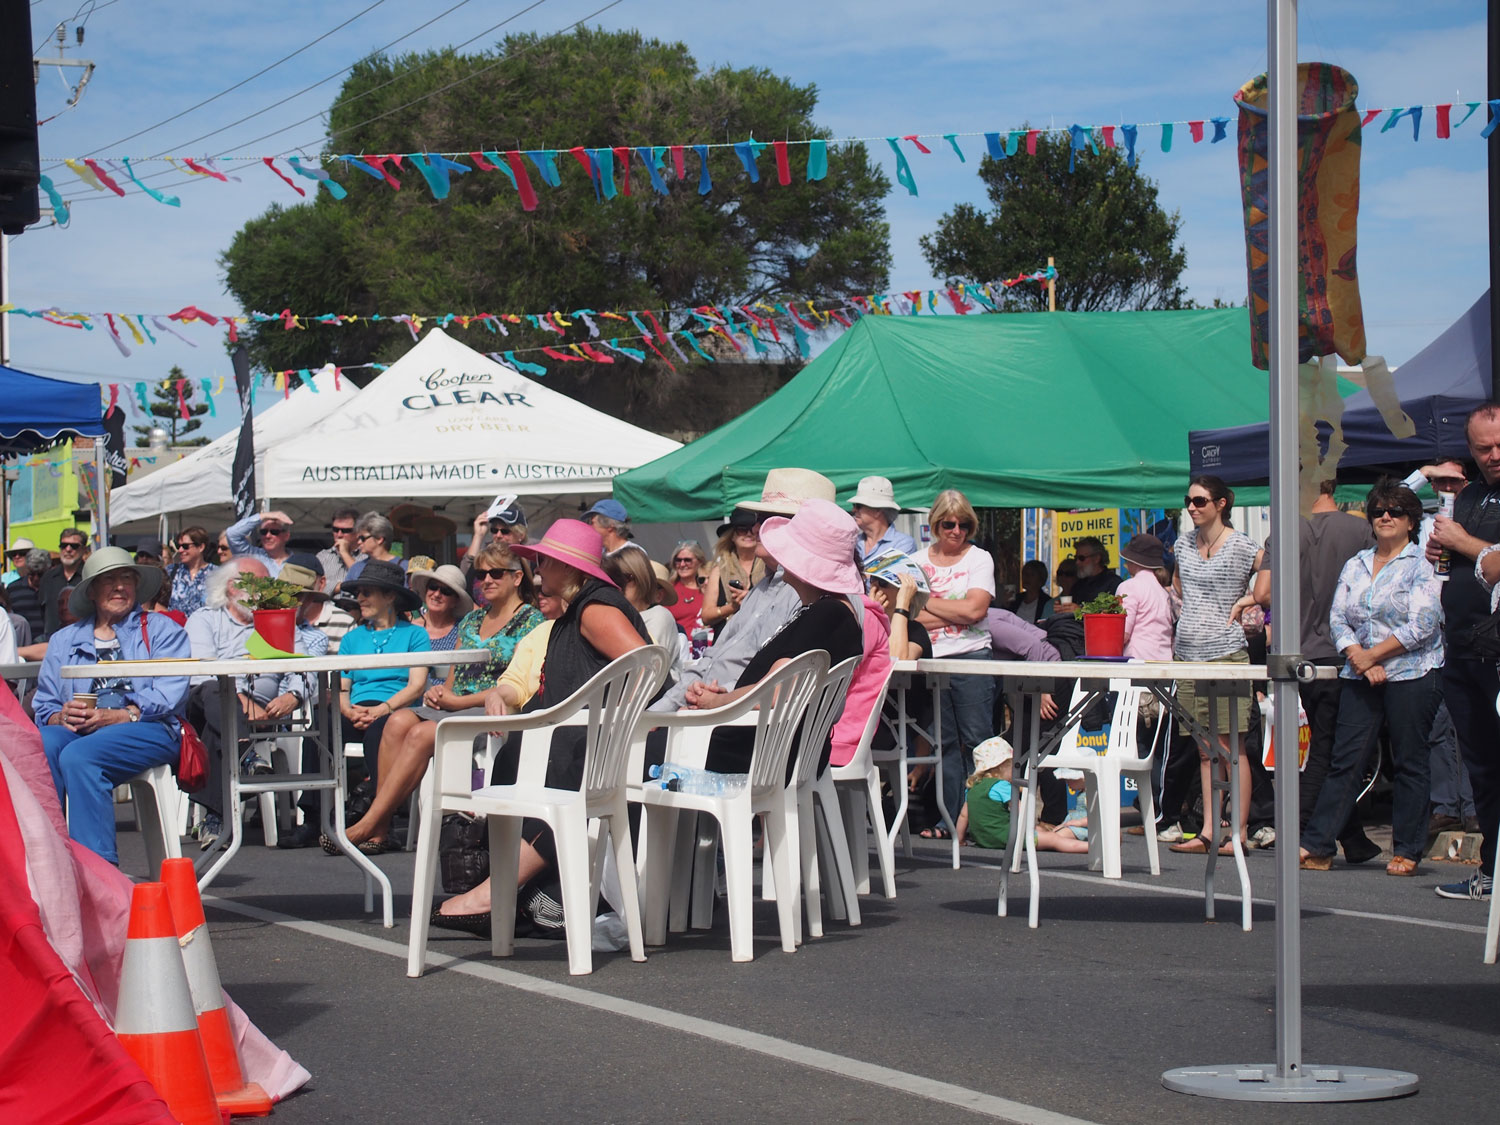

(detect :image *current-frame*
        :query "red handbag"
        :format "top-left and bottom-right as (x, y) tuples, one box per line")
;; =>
(138, 613), (206, 792)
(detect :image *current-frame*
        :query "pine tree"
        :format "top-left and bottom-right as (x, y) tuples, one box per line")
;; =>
(131, 365), (211, 447)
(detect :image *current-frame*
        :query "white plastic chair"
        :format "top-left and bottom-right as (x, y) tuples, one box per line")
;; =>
(408, 645), (669, 977)
(1032, 677), (1161, 880)
(1486, 695), (1500, 965)
(783, 656), (861, 942)
(126, 763), (184, 879)
(637, 651), (827, 963)
(830, 665), (898, 899)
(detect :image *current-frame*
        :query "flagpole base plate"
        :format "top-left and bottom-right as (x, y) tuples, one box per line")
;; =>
(1162, 1064), (1418, 1103)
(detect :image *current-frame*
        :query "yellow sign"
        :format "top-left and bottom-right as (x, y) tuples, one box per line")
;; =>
(1051, 509), (1122, 569)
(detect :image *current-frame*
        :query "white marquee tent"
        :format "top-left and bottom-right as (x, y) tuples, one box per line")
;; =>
(261, 328), (681, 506)
(110, 364), (358, 528)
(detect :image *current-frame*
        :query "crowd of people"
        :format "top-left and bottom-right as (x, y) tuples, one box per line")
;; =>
(11, 404), (1500, 924)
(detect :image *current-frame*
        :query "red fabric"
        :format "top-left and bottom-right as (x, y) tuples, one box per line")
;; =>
(505, 152), (538, 211)
(468, 151), (498, 171)
(0, 764), (175, 1124)
(773, 141), (791, 185)
(1101, 125), (1116, 149)
(901, 134), (932, 154)
(83, 159), (126, 197)
(1025, 129), (1039, 155)
(613, 147), (632, 196)
(261, 158), (306, 197)
(1437, 104), (1452, 139)
(671, 145), (686, 180)
(1188, 120), (1205, 143)
(1361, 108), (1382, 127)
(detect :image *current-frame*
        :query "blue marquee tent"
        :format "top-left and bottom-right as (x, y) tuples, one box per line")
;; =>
(0, 364), (105, 455)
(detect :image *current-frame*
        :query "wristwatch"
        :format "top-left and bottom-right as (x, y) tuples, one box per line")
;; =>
(126, 704), (141, 722)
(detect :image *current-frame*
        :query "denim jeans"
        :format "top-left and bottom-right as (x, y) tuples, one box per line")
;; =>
(936, 650), (996, 823)
(1302, 671), (1440, 862)
(1427, 698), (1476, 819)
(42, 720), (180, 864)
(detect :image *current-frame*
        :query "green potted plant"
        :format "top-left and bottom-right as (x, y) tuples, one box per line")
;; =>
(1074, 591), (1127, 657)
(233, 573), (303, 655)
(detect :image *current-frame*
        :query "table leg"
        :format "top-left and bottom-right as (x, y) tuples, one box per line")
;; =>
(1228, 715), (1251, 932)
(926, 674), (959, 869)
(321, 671), (393, 927)
(197, 673), (245, 891)
(892, 679), (912, 858)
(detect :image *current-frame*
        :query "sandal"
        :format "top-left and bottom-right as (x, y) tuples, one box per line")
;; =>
(1385, 855), (1419, 877)
(919, 826), (951, 840)
(318, 833), (340, 856)
(1299, 852), (1332, 871)
(357, 837), (401, 855)
(1218, 837), (1243, 856)
(1169, 837), (1209, 854)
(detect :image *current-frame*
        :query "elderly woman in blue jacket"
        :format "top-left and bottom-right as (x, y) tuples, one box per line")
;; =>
(33, 547), (191, 864)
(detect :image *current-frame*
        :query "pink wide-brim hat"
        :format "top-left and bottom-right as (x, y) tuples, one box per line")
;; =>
(512, 519), (617, 587)
(757, 498), (864, 596)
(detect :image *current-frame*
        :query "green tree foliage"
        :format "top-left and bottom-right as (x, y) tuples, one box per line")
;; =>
(220, 27), (892, 414)
(131, 365), (210, 446)
(919, 131), (1189, 312)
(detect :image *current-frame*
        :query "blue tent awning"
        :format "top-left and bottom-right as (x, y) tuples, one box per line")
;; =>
(0, 364), (105, 454)
(1189, 292), (1493, 483)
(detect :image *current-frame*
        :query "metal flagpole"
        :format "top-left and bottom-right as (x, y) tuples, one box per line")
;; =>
(1163, 0), (1418, 1101)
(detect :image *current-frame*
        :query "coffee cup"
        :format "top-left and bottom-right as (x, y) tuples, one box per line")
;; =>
(71, 692), (98, 709)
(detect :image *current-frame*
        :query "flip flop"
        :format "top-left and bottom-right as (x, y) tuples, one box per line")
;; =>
(1169, 837), (1209, 854)
(919, 826), (951, 841)
(357, 837), (401, 855)
(1218, 837), (1242, 855)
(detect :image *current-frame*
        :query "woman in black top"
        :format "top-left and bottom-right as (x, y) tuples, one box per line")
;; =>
(432, 519), (648, 933)
(687, 499), (867, 776)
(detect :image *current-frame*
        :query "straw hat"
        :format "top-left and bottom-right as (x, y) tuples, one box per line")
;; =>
(737, 468), (837, 516)
(69, 547), (163, 619)
(757, 498), (863, 595)
(511, 519), (615, 586)
(649, 560), (679, 606)
(409, 563), (475, 615)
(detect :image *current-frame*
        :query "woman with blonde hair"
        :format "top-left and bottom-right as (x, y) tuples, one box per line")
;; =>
(604, 546), (681, 682)
(700, 509), (767, 634)
(667, 540), (709, 635)
(914, 489), (996, 835)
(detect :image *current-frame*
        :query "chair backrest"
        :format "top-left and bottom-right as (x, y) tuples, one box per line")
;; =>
(1056, 677), (1149, 762)
(574, 645), (672, 802)
(838, 663), (896, 774)
(791, 655), (860, 789)
(742, 650), (828, 796)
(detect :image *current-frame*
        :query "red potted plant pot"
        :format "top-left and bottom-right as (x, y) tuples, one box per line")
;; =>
(1082, 613), (1126, 658)
(252, 608), (296, 654)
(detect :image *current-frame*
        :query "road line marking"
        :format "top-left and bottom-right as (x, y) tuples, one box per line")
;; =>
(905, 853), (1489, 935)
(205, 895), (1100, 1125)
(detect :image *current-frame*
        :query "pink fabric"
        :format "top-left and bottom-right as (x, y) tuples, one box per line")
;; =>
(1120, 570), (1175, 661)
(830, 596), (893, 767)
(0, 683), (310, 1102)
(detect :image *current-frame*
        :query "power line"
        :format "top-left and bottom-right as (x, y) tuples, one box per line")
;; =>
(58, 0), (613, 204)
(79, 0), (392, 158)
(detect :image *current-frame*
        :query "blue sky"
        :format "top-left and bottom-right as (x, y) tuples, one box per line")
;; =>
(5, 0), (1489, 441)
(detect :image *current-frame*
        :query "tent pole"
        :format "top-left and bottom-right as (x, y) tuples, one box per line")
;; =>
(1164, 1), (1418, 1101)
(1046, 256), (1056, 312)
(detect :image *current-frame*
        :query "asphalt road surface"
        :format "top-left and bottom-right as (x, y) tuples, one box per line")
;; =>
(113, 813), (1499, 1125)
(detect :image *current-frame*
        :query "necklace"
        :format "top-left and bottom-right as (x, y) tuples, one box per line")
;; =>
(1199, 524), (1229, 558)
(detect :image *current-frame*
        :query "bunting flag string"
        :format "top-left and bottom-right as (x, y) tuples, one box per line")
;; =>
(34, 99), (1500, 222)
(0, 267), (1055, 358)
(39, 267), (1062, 417)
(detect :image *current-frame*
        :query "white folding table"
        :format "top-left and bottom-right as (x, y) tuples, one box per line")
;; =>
(62, 649), (488, 927)
(889, 657), (1337, 929)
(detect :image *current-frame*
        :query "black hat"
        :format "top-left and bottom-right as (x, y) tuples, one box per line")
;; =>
(345, 559), (420, 612)
(136, 536), (163, 559)
(716, 508), (758, 537)
(1120, 534), (1166, 570)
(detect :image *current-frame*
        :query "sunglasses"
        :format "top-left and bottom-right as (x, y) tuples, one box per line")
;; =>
(425, 585), (457, 597)
(260, 525), (289, 535)
(349, 587), (381, 598)
(1369, 506), (1410, 521)
(60, 541), (84, 550)
(175, 541), (196, 550)
(331, 525), (355, 534)
(474, 567), (521, 580)
(8, 551), (27, 558)
(672, 557), (696, 565)
(355, 533), (373, 542)
(937, 519), (971, 531)
(1184, 495), (1213, 508)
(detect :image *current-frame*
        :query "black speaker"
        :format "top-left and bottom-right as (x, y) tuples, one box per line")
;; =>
(0, 0), (41, 235)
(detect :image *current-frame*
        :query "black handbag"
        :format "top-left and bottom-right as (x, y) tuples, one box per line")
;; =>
(438, 813), (490, 894)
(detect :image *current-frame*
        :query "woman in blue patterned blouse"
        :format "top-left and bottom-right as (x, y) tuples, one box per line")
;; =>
(1300, 482), (1444, 876)
(343, 543), (542, 851)
(166, 526), (217, 616)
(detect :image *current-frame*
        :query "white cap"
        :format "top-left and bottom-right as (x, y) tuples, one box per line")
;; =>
(849, 475), (900, 511)
(972, 736), (1013, 773)
(6, 538), (35, 554)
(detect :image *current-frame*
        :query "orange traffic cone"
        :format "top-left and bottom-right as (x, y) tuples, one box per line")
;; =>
(161, 858), (275, 1118)
(115, 881), (227, 1125)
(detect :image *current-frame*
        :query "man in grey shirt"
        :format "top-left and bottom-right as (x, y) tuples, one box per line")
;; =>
(650, 467), (837, 712)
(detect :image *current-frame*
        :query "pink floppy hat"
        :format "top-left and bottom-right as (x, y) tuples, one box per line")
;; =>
(511, 519), (616, 587)
(757, 498), (864, 596)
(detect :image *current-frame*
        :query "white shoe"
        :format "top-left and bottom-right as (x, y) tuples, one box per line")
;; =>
(1248, 825), (1276, 850)
(1157, 822), (1185, 843)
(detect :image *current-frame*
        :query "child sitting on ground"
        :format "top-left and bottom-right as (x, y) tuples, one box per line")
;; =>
(1034, 769), (1090, 853)
(956, 736), (1014, 849)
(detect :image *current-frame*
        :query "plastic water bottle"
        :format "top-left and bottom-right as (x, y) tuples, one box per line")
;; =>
(1435, 490), (1456, 581)
(648, 762), (747, 797)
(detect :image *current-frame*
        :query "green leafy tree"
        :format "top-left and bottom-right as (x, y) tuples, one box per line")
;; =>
(919, 131), (1190, 312)
(220, 28), (892, 424)
(131, 365), (211, 447)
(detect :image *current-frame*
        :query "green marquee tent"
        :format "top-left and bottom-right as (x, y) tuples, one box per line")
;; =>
(614, 308), (1279, 520)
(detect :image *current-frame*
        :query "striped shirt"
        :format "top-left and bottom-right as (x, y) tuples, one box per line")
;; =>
(1173, 528), (1259, 662)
